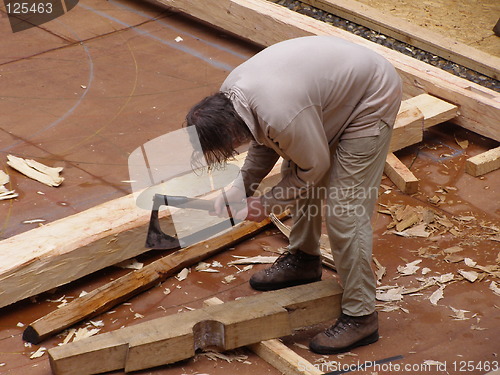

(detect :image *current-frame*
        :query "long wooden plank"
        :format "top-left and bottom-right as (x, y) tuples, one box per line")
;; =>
(23, 213), (287, 344)
(0, 154), (281, 309)
(300, 0), (500, 80)
(204, 297), (323, 375)
(48, 280), (343, 375)
(465, 146), (500, 176)
(154, 0), (500, 141)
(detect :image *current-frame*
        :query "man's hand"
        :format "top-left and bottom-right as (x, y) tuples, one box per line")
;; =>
(235, 196), (267, 222)
(211, 186), (246, 218)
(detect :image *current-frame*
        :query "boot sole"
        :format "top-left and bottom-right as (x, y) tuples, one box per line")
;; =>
(249, 276), (322, 291)
(309, 330), (379, 355)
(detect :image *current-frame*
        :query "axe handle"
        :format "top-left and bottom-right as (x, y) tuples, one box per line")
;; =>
(154, 194), (214, 211)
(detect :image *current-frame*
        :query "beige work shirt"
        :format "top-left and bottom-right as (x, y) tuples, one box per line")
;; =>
(221, 36), (402, 210)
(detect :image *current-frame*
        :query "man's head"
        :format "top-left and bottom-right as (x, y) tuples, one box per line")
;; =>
(186, 92), (252, 169)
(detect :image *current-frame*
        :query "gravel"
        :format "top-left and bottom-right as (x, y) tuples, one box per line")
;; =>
(273, 0), (500, 93)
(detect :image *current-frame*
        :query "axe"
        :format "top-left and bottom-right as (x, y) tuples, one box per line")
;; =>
(145, 193), (242, 249)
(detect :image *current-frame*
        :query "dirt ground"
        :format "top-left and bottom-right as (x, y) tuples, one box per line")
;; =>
(0, 0), (499, 374)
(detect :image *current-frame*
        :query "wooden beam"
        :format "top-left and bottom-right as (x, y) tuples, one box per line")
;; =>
(300, 0), (500, 80)
(154, 0), (500, 141)
(23, 213), (288, 344)
(390, 106), (424, 152)
(0, 154), (281, 309)
(399, 93), (458, 128)
(204, 297), (323, 375)
(465, 146), (500, 177)
(48, 280), (343, 375)
(384, 153), (419, 194)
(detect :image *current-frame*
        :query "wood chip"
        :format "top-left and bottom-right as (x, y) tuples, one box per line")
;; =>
(429, 286), (445, 305)
(116, 258), (143, 270)
(7, 154), (64, 187)
(397, 260), (422, 276)
(464, 258), (477, 267)
(175, 268), (189, 281)
(443, 246), (463, 254)
(373, 257), (386, 283)
(0, 170), (8, 186)
(376, 286), (404, 302)
(200, 350), (249, 363)
(73, 327), (100, 342)
(228, 256), (278, 265)
(29, 347), (47, 359)
(489, 281), (500, 297)
(449, 306), (471, 320)
(223, 275), (236, 284)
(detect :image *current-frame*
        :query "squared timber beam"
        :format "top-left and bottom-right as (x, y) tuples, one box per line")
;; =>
(465, 146), (500, 177)
(48, 279), (343, 375)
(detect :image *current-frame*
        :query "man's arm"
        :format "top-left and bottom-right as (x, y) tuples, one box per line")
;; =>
(237, 141), (280, 197)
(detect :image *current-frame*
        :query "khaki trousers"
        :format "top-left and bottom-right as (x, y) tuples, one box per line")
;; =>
(285, 120), (392, 316)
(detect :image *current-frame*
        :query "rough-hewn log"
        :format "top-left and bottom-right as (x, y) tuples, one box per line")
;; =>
(48, 280), (343, 375)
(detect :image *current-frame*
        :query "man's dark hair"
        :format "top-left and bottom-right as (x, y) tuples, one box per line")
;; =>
(186, 92), (251, 169)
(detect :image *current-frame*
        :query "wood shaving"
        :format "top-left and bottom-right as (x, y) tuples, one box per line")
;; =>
(429, 286), (445, 305)
(228, 256), (278, 265)
(116, 258), (143, 270)
(29, 347), (47, 359)
(22, 219), (46, 224)
(163, 288), (171, 295)
(7, 154), (64, 187)
(458, 269), (479, 282)
(443, 246), (463, 254)
(376, 286), (404, 302)
(223, 275), (236, 284)
(200, 350), (249, 363)
(397, 259), (422, 276)
(449, 306), (471, 320)
(0, 171), (18, 200)
(490, 281), (500, 297)
(195, 262), (211, 271)
(73, 327), (100, 342)
(373, 257), (386, 283)
(175, 268), (190, 281)
(61, 329), (76, 345)
(464, 258), (477, 267)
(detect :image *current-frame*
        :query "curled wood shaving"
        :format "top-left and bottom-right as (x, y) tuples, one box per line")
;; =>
(7, 154), (64, 187)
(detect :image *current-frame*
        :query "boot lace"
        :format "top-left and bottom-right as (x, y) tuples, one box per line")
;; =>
(325, 314), (359, 338)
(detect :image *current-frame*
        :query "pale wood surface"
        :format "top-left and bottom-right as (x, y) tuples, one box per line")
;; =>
(384, 152), (419, 194)
(465, 146), (500, 176)
(48, 280), (342, 375)
(155, 0), (500, 141)
(204, 297), (323, 375)
(300, 0), (500, 79)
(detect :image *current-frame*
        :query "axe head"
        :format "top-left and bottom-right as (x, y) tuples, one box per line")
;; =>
(145, 194), (181, 250)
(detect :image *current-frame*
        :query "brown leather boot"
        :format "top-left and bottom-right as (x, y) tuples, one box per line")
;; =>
(249, 250), (322, 291)
(309, 312), (379, 354)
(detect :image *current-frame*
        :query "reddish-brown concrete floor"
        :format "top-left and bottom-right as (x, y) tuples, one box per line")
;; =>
(1, 1), (499, 374)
